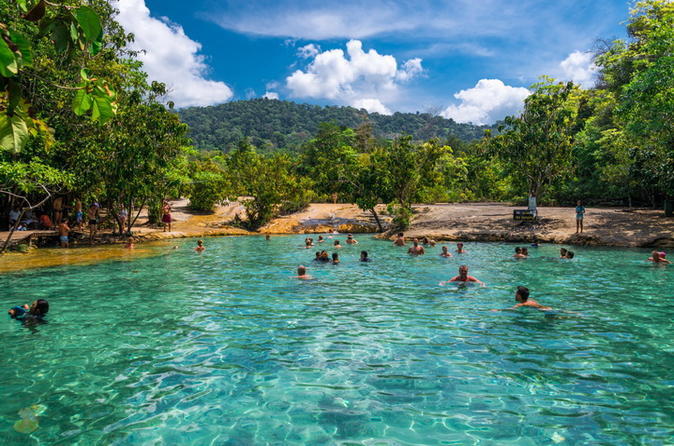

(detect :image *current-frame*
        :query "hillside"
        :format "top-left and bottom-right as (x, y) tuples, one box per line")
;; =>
(179, 99), (489, 151)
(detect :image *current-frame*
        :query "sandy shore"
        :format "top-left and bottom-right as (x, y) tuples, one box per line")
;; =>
(1, 201), (671, 273)
(402, 203), (674, 248)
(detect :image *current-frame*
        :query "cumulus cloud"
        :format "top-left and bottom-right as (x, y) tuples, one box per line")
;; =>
(351, 98), (392, 115)
(285, 40), (421, 113)
(441, 79), (530, 125)
(560, 51), (598, 88)
(263, 91), (280, 99)
(114, 0), (232, 107)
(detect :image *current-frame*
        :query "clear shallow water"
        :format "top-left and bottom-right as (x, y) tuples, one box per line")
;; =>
(0, 236), (672, 445)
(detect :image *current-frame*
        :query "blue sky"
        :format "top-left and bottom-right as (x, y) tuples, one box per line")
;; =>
(113, 0), (630, 124)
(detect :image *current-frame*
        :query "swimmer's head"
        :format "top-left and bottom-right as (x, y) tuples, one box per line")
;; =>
(560, 248), (568, 256)
(332, 253), (339, 261)
(442, 246), (448, 252)
(315, 251), (321, 258)
(515, 247), (521, 254)
(30, 299), (49, 316)
(265, 235), (270, 240)
(318, 236), (324, 240)
(197, 240), (203, 246)
(413, 240), (419, 247)
(457, 242), (463, 248)
(652, 250), (661, 260)
(515, 286), (529, 302)
(297, 265), (307, 275)
(334, 240), (340, 246)
(566, 251), (575, 259)
(360, 250), (368, 259)
(458, 265), (468, 277)
(347, 234), (353, 239)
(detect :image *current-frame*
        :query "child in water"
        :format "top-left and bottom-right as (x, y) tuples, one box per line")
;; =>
(360, 251), (371, 262)
(492, 286), (552, 312)
(331, 253), (340, 264)
(440, 246), (452, 257)
(195, 240), (205, 252)
(8, 299), (49, 321)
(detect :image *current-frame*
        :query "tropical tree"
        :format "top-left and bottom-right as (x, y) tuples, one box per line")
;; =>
(488, 79), (580, 206)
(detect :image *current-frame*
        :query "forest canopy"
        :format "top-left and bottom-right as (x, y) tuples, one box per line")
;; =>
(178, 99), (491, 152)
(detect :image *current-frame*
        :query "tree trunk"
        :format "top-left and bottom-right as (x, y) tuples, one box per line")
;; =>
(1, 209), (26, 254)
(370, 207), (383, 232)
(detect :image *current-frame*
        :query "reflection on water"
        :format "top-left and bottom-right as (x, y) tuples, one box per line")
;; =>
(0, 236), (672, 445)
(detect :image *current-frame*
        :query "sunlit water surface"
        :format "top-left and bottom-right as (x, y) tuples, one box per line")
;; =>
(1, 236), (672, 445)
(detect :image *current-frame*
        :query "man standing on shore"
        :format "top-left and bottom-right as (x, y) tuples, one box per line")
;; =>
(575, 200), (586, 234)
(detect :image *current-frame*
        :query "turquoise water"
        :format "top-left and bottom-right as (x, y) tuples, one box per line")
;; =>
(1, 236), (672, 445)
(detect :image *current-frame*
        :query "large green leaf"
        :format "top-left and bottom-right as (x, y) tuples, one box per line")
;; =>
(91, 95), (115, 124)
(72, 89), (92, 116)
(73, 6), (102, 43)
(52, 22), (71, 54)
(0, 38), (18, 77)
(8, 31), (33, 66)
(0, 113), (30, 153)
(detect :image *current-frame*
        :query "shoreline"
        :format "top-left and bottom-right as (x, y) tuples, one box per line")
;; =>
(1, 202), (671, 273)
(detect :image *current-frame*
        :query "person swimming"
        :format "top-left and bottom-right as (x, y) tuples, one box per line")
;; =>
(393, 232), (406, 246)
(492, 286), (552, 312)
(440, 265), (484, 285)
(331, 253), (340, 264)
(318, 235), (324, 243)
(408, 240), (425, 255)
(333, 240), (342, 249)
(125, 237), (136, 249)
(513, 247), (526, 259)
(456, 242), (466, 253)
(295, 265), (313, 280)
(440, 246), (452, 257)
(265, 234), (271, 241)
(8, 299), (49, 322)
(360, 250), (371, 262)
(521, 247), (529, 257)
(313, 251), (321, 261)
(195, 240), (205, 252)
(648, 250), (671, 264)
(319, 250), (330, 262)
(422, 236), (436, 247)
(346, 234), (358, 245)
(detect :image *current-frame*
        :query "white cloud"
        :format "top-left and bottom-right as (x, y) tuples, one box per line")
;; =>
(560, 51), (598, 88)
(263, 91), (280, 100)
(351, 98), (392, 115)
(396, 58), (424, 81)
(286, 40), (422, 112)
(441, 79), (530, 125)
(114, 0), (232, 107)
(297, 44), (320, 59)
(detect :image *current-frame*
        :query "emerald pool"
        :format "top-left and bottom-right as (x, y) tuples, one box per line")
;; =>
(1, 236), (672, 445)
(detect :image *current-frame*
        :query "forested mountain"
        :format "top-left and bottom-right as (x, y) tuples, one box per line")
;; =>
(179, 99), (490, 151)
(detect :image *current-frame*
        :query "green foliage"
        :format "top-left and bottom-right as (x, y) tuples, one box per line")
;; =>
(188, 158), (231, 211)
(489, 79), (579, 200)
(179, 99), (490, 152)
(0, 0), (116, 152)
